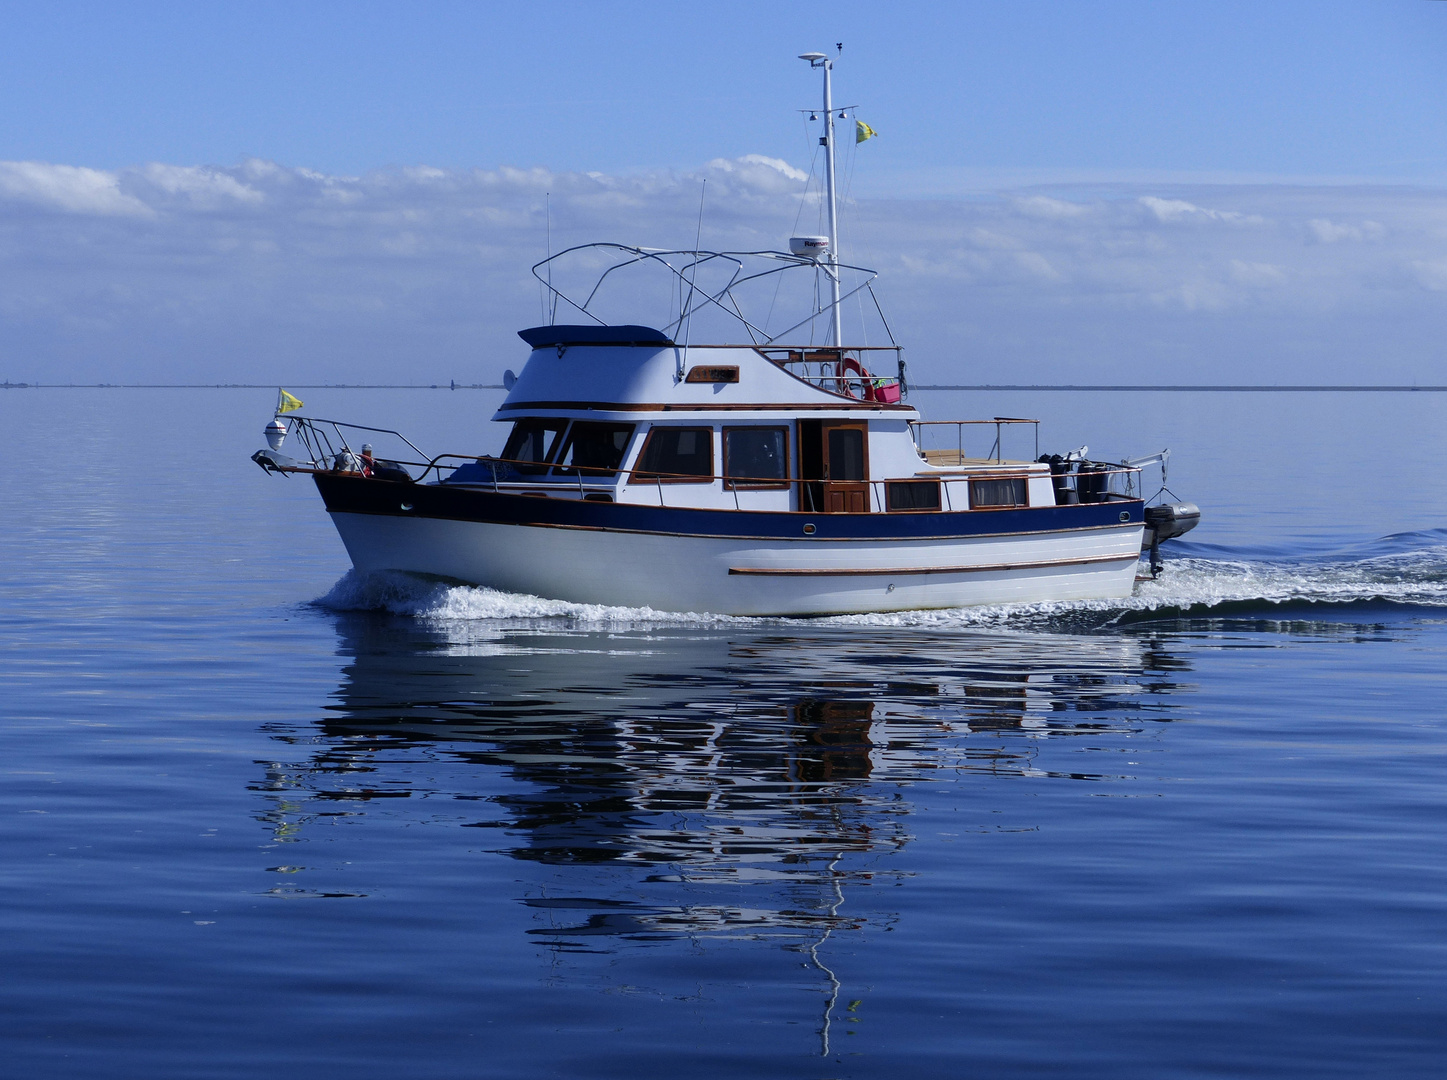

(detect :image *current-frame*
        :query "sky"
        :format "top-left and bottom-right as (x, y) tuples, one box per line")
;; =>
(3, 0), (1447, 385)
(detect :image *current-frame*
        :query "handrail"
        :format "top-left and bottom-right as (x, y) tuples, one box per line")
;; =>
(271, 438), (1140, 492)
(269, 414), (1145, 504)
(753, 346), (907, 400)
(909, 418), (1041, 463)
(453, 453), (1144, 507)
(285, 414), (429, 460)
(262, 443), (1145, 508)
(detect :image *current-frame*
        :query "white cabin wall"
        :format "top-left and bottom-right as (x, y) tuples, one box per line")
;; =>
(1028, 475), (1057, 507)
(619, 479), (733, 509)
(615, 425), (792, 512)
(942, 478), (968, 513)
(499, 343), (895, 420)
(617, 424), (719, 510)
(723, 488), (794, 512)
(867, 419), (929, 481)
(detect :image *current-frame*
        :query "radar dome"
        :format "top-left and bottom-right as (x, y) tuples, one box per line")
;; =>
(789, 236), (830, 260)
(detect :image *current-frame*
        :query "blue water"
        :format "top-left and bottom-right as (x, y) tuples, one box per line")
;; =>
(2, 388), (1446, 1078)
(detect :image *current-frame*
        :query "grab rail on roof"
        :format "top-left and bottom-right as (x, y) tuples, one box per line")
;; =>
(530, 242), (899, 351)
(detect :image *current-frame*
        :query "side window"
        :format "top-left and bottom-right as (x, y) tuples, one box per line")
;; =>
(632, 427), (713, 482)
(886, 480), (941, 512)
(724, 427), (789, 489)
(501, 419), (567, 474)
(553, 422), (636, 477)
(970, 477), (1028, 508)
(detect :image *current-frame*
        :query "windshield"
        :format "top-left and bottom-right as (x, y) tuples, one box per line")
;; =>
(553, 422), (636, 477)
(501, 419), (567, 474)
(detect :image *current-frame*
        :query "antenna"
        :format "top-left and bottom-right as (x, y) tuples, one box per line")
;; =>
(799, 50), (843, 348)
(679, 179), (707, 380)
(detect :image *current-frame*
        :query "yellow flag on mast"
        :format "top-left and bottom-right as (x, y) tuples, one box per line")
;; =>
(855, 119), (877, 144)
(276, 389), (304, 415)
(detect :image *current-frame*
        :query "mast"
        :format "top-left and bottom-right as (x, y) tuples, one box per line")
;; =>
(801, 50), (844, 348)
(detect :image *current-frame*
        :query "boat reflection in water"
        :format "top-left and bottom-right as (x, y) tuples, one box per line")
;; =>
(254, 612), (1190, 1053)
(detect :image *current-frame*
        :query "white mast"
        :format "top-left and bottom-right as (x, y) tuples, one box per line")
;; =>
(800, 50), (843, 348)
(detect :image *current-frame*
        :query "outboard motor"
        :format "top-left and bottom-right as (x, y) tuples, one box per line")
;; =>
(1142, 502), (1201, 576)
(1117, 450), (1202, 578)
(1144, 502), (1201, 543)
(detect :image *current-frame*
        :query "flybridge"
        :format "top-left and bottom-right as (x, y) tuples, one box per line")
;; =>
(527, 242), (907, 398)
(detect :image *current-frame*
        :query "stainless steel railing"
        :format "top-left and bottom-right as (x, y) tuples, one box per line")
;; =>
(261, 415), (1145, 509)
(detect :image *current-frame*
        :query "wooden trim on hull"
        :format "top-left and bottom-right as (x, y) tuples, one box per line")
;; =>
(728, 552), (1139, 577)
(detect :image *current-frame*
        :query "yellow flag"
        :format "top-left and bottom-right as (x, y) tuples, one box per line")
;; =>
(856, 120), (877, 144)
(276, 389), (304, 415)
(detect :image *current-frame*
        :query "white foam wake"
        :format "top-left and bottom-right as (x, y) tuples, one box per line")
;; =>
(316, 569), (746, 627)
(829, 546), (1447, 627)
(315, 541), (1447, 630)
(1129, 550), (1447, 610)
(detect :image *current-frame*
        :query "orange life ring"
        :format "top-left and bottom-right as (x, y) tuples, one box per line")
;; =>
(835, 356), (876, 400)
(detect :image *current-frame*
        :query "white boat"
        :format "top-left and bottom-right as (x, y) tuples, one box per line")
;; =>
(253, 52), (1198, 616)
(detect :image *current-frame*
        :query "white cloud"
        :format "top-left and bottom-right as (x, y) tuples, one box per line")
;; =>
(1307, 217), (1385, 243)
(1412, 258), (1447, 291)
(1013, 251), (1062, 281)
(3, 156), (1447, 385)
(731, 154), (809, 183)
(1013, 195), (1091, 220)
(1138, 195), (1261, 225)
(0, 161), (151, 216)
(134, 164), (264, 206)
(1230, 260), (1287, 287)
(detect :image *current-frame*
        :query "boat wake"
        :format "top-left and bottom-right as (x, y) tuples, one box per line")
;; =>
(314, 529), (1447, 630)
(316, 568), (742, 628)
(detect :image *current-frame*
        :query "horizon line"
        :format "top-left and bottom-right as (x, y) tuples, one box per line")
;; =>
(2, 382), (1444, 393)
(915, 384), (1447, 392)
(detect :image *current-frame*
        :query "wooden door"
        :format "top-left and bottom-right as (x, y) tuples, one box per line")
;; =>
(822, 422), (869, 513)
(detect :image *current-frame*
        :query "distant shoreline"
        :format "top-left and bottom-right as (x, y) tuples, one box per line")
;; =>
(0, 383), (508, 390)
(916, 384), (1447, 392)
(2, 382), (1444, 393)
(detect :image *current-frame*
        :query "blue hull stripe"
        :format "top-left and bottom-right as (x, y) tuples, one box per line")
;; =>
(314, 474), (1144, 542)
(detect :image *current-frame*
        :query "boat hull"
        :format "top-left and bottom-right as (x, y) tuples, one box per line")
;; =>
(315, 475), (1144, 616)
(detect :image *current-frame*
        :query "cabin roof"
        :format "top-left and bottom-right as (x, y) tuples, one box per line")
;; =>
(517, 324), (674, 348)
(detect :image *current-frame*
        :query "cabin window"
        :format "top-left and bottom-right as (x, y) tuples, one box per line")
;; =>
(724, 427), (789, 488)
(552, 422), (636, 477)
(501, 418), (567, 474)
(632, 426), (714, 482)
(887, 480), (941, 512)
(970, 477), (1028, 508)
